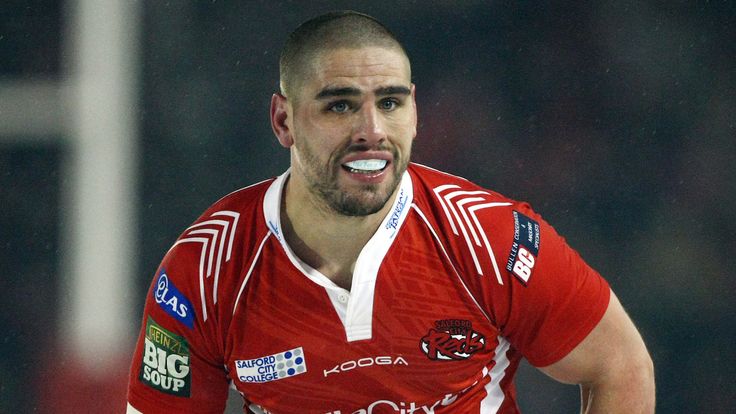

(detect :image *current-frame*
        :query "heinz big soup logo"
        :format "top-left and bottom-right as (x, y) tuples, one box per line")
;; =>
(139, 317), (191, 396)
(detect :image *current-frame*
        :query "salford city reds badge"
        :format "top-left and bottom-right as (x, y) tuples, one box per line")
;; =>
(420, 319), (485, 360)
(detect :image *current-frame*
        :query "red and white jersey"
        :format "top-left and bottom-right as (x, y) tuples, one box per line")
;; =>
(127, 163), (610, 414)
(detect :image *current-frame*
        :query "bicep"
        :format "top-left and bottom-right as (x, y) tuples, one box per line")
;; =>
(127, 254), (230, 412)
(538, 290), (652, 385)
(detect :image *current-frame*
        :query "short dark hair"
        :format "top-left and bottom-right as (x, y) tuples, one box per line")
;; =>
(279, 10), (409, 99)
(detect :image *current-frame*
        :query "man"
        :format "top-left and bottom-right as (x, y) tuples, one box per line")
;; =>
(127, 11), (654, 414)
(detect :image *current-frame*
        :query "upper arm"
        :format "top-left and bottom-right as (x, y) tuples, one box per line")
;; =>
(538, 291), (653, 384)
(477, 202), (654, 410)
(538, 290), (655, 412)
(485, 205), (612, 367)
(127, 243), (230, 413)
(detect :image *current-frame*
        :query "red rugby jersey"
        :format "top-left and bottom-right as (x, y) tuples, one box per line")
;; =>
(127, 163), (610, 414)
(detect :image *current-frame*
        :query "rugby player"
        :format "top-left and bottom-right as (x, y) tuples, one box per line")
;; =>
(127, 11), (654, 413)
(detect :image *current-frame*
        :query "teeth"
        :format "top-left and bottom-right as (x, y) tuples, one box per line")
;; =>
(343, 159), (387, 172)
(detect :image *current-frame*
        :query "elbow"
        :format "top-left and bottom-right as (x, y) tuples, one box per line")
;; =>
(619, 349), (656, 413)
(638, 351), (656, 408)
(643, 351), (655, 384)
(588, 348), (656, 413)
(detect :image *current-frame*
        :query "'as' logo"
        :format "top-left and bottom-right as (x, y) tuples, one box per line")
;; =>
(154, 270), (194, 328)
(420, 319), (485, 361)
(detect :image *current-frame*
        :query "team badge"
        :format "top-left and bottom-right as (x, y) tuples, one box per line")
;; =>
(420, 319), (485, 360)
(235, 347), (307, 383)
(506, 210), (540, 285)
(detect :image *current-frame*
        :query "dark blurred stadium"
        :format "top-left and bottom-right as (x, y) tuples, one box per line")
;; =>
(1, 1), (734, 413)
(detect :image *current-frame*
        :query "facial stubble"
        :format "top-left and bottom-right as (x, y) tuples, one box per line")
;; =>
(295, 139), (408, 217)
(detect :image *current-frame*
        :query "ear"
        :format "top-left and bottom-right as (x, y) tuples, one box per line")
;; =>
(270, 93), (294, 148)
(410, 83), (418, 139)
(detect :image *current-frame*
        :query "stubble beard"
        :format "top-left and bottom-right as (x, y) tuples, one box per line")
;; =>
(297, 141), (409, 217)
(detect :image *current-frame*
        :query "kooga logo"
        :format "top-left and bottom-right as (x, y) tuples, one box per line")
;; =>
(323, 355), (408, 377)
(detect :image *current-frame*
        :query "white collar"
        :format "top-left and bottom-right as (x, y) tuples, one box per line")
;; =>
(262, 169), (414, 341)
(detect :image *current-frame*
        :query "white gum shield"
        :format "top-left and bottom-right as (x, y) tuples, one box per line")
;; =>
(343, 159), (388, 172)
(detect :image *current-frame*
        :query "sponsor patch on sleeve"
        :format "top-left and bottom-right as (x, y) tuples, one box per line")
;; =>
(154, 270), (194, 329)
(139, 317), (191, 397)
(505, 210), (540, 285)
(235, 347), (307, 383)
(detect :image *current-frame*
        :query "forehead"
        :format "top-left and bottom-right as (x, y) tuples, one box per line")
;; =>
(304, 46), (411, 92)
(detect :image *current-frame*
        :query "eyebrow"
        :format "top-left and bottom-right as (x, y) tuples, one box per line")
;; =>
(375, 85), (411, 96)
(315, 86), (361, 99)
(315, 85), (411, 100)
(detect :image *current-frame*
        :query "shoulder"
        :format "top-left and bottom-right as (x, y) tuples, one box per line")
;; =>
(165, 178), (274, 261)
(170, 176), (277, 259)
(176, 177), (275, 248)
(408, 162), (515, 206)
(407, 163), (531, 280)
(159, 177), (277, 313)
(407, 163), (520, 232)
(406, 163), (576, 288)
(197, 177), (275, 220)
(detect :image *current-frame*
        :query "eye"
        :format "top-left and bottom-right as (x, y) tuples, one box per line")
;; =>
(379, 98), (399, 111)
(328, 101), (350, 113)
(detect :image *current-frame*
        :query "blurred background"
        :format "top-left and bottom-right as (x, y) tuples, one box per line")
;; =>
(1, 0), (734, 412)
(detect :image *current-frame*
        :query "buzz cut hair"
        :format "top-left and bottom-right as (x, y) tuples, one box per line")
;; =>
(279, 10), (409, 100)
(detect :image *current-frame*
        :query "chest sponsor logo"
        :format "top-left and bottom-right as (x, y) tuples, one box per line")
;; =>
(324, 387), (474, 414)
(420, 319), (485, 361)
(154, 270), (194, 328)
(323, 355), (408, 377)
(235, 347), (306, 383)
(506, 210), (540, 285)
(139, 317), (190, 396)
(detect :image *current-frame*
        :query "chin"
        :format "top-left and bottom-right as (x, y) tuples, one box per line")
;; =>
(331, 188), (393, 217)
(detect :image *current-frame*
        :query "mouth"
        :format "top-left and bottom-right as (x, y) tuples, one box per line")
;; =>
(341, 159), (389, 175)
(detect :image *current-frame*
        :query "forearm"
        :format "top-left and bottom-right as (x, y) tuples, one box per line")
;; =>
(579, 364), (655, 414)
(580, 384), (591, 414)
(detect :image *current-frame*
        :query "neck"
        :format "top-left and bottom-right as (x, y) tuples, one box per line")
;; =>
(280, 175), (398, 290)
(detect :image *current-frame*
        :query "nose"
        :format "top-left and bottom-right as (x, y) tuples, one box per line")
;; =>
(352, 104), (387, 145)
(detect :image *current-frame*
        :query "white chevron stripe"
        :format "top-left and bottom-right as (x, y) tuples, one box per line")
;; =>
(233, 232), (272, 316)
(205, 221), (229, 301)
(212, 210), (240, 261)
(440, 189), (492, 276)
(170, 210), (240, 321)
(469, 203), (512, 284)
(188, 229), (218, 277)
(433, 184), (462, 235)
(189, 220), (228, 273)
(457, 196), (487, 245)
(434, 186), (511, 283)
(172, 237), (210, 321)
(412, 204), (493, 325)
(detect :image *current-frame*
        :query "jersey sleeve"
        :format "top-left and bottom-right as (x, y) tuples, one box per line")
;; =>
(127, 237), (230, 413)
(488, 203), (610, 367)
